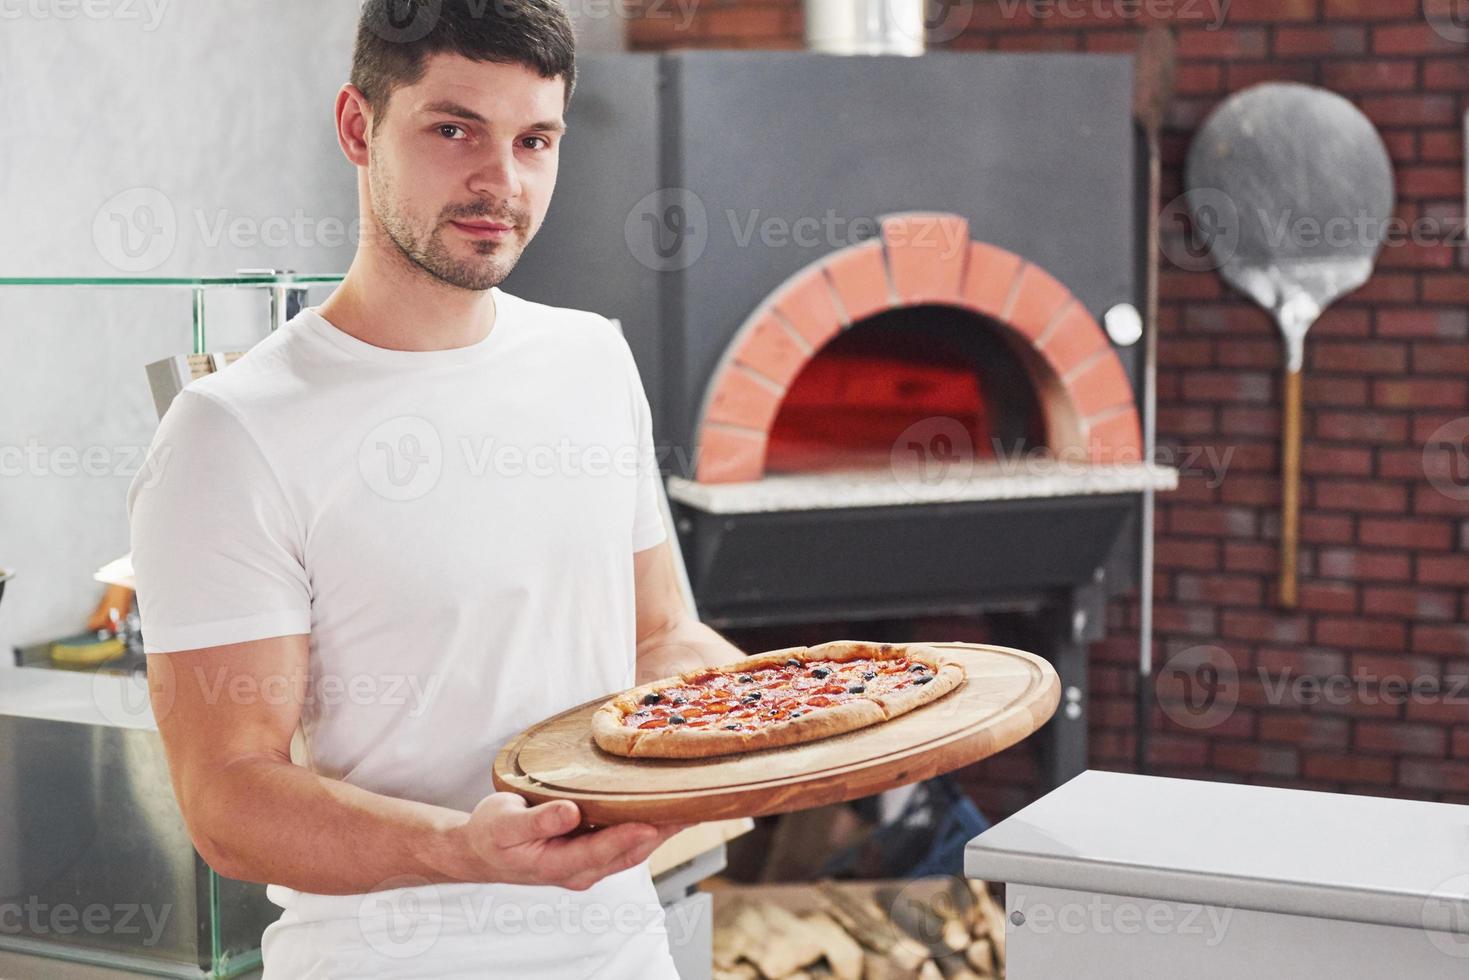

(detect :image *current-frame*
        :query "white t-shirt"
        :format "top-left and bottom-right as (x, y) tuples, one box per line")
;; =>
(126, 288), (680, 979)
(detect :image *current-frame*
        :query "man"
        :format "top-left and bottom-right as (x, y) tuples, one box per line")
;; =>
(126, 1), (746, 975)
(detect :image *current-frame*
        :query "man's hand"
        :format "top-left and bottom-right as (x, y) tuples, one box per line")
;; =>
(456, 795), (688, 891)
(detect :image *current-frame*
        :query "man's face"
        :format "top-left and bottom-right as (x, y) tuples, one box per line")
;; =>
(365, 54), (565, 291)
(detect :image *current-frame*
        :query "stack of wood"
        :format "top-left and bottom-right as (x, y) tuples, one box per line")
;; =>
(711, 877), (1007, 980)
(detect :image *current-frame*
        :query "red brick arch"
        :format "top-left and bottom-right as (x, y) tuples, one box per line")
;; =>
(694, 212), (1143, 483)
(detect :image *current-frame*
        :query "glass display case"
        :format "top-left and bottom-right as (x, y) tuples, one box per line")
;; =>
(0, 273), (341, 978)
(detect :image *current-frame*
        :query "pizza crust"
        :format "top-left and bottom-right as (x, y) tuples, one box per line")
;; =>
(591, 642), (965, 759)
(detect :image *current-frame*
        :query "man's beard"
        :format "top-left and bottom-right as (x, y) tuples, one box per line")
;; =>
(369, 162), (530, 292)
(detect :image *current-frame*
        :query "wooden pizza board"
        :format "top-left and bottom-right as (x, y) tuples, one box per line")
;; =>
(491, 642), (1059, 826)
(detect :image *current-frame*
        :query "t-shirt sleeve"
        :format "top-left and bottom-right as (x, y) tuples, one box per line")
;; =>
(615, 330), (668, 554)
(126, 389), (312, 653)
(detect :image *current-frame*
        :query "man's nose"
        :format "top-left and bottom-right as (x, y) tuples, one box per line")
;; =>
(468, 144), (523, 201)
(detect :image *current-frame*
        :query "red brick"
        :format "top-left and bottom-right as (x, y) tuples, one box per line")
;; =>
(1411, 342), (1469, 375)
(1400, 166), (1464, 198)
(1177, 26), (1268, 59)
(880, 212), (969, 306)
(1415, 484), (1469, 516)
(1187, 370), (1274, 403)
(1219, 475), (1281, 507)
(732, 313), (808, 388)
(1215, 744), (1299, 778)
(1401, 759), (1469, 793)
(1301, 513), (1356, 544)
(1419, 554), (1469, 586)
(1363, 586), (1459, 620)
(694, 426), (766, 484)
(1225, 62), (1316, 89)
(1218, 409), (1279, 441)
(1354, 273), (1420, 303)
(1222, 610), (1310, 645)
(1321, 59), (1417, 92)
(960, 241), (1024, 321)
(1322, 0), (1422, 16)
(1169, 504), (1259, 538)
(1422, 275), (1469, 305)
(1157, 537), (1220, 571)
(1297, 580), (1359, 614)
(1357, 721), (1448, 756)
(704, 366), (783, 431)
(1216, 339), (1282, 370)
(1275, 25), (1366, 56)
(1259, 712), (1350, 749)
(1413, 624), (1469, 657)
(1314, 307), (1373, 337)
(1152, 603), (1219, 636)
(1420, 129), (1464, 163)
(1224, 0), (1317, 19)
(1312, 479), (1409, 513)
(1376, 377), (1469, 412)
(1315, 616), (1407, 652)
(1423, 57), (1469, 90)
(1306, 376), (1369, 406)
(699, 6), (787, 38)
(1302, 445), (1374, 476)
(1372, 23), (1467, 55)
(1257, 646), (1349, 679)
(1173, 63), (1223, 95)
(823, 239), (891, 324)
(995, 33), (1081, 52)
(1224, 541), (1276, 573)
(1310, 340), (1407, 374)
(1359, 94), (1459, 127)
(1455, 727), (1469, 758)
(1317, 547), (1413, 581)
(1313, 411), (1410, 444)
(1359, 517), (1454, 550)
(1172, 573), (1265, 607)
(771, 269), (845, 350)
(1302, 752), (1395, 785)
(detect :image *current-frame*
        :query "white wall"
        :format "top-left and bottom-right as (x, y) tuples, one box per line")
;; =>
(0, 1), (363, 665)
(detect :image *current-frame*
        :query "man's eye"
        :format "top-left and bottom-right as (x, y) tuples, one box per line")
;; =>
(522, 136), (551, 151)
(438, 124), (466, 140)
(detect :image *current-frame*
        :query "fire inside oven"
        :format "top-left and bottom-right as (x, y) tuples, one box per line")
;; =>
(763, 305), (1048, 475)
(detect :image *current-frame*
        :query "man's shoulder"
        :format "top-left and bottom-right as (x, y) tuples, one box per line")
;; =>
(185, 313), (315, 414)
(501, 289), (627, 344)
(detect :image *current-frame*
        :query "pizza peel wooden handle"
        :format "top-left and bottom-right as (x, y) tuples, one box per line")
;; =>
(1279, 368), (1302, 608)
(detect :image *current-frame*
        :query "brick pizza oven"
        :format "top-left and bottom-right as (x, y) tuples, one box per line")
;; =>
(507, 51), (1179, 785)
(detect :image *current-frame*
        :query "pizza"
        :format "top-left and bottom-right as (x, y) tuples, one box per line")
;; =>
(591, 640), (966, 759)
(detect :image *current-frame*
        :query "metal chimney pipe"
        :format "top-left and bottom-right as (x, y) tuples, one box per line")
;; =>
(804, 0), (926, 56)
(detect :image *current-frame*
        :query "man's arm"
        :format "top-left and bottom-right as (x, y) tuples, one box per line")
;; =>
(632, 540), (746, 684)
(150, 634), (682, 894)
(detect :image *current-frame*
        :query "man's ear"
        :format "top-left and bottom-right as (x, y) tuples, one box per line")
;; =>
(336, 83), (374, 167)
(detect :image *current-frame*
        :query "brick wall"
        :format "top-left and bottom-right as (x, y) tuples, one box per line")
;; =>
(628, 0), (1469, 817)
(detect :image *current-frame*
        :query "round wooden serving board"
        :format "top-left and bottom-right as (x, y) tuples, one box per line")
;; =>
(491, 642), (1059, 826)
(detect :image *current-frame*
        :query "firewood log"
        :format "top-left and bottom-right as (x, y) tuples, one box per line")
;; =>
(800, 910), (866, 980)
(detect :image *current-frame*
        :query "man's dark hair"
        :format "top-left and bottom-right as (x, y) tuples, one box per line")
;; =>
(352, 0), (577, 131)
